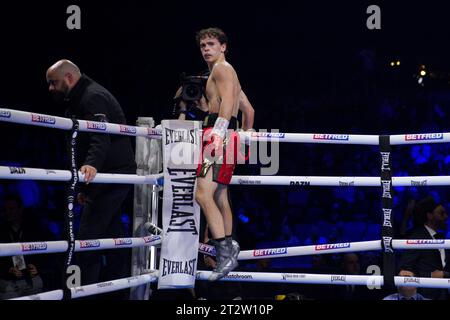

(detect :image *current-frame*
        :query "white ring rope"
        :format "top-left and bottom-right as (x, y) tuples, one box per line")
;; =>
(11, 290), (64, 301)
(2, 166), (449, 188)
(0, 236), (162, 257)
(10, 272), (159, 300)
(194, 271), (450, 289)
(199, 240), (450, 260)
(0, 166), (163, 185)
(10, 242), (450, 300)
(247, 132), (450, 146)
(0, 108), (162, 139)
(14, 268), (450, 300)
(3, 107), (450, 300)
(246, 132), (380, 145)
(232, 175), (450, 187)
(2, 237), (448, 260)
(2, 108), (450, 145)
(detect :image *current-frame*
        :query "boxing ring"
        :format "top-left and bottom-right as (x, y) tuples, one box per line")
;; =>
(1, 107), (450, 300)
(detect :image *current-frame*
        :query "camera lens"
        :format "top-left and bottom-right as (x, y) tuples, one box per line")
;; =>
(186, 85), (200, 98)
(182, 83), (202, 101)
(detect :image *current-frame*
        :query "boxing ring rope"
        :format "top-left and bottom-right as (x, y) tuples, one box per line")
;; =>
(12, 290), (64, 301)
(194, 271), (450, 289)
(2, 165), (450, 188)
(246, 132), (450, 145)
(2, 106), (450, 300)
(0, 108), (162, 139)
(0, 166), (163, 185)
(11, 272), (159, 300)
(198, 240), (450, 260)
(3, 236), (448, 260)
(11, 235), (450, 301)
(231, 175), (450, 187)
(2, 108), (450, 146)
(0, 107), (168, 300)
(14, 270), (450, 300)
(0, 235), (162, 257)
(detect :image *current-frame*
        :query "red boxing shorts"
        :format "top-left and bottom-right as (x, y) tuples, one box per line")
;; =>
(197, 127), (246, 185)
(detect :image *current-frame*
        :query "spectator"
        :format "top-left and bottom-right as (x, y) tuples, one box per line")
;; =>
(0, 194), (54, 299)
(383, 270), (429, 300)
(399, 195), (450, 300)
(331, 253), (383, 300)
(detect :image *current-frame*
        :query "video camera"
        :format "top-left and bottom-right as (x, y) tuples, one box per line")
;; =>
(172, 71), (210, 119)
(179, 71), (209, 102)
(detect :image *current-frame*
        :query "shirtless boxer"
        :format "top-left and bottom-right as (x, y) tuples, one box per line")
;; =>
(194, 27), (255, 281)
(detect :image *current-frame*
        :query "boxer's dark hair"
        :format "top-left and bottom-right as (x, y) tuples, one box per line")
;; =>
(196, 27), (228, 54)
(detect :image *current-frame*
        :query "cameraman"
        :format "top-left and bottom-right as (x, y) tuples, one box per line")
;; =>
(173, 72), (255, 131)
(173, 72), (209, 121)
(173, 87), (209, 121)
